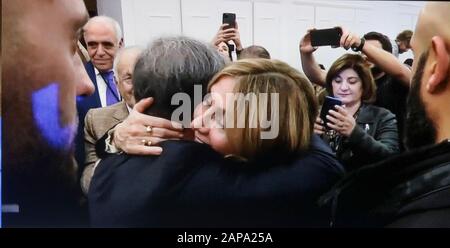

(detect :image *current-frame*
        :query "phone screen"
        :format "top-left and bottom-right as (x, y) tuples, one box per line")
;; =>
(222, 13), (236, 29)
(320, 96), (343, 129)
(310, 28), (342, 47)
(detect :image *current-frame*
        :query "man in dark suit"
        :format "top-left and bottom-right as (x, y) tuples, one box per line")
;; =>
(88, 36), (344, 227)
(88, 36), (223, 226)
(76, 15), (124, 172)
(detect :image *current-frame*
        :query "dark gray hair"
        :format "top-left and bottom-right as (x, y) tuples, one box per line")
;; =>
(133, 36), (226, 119)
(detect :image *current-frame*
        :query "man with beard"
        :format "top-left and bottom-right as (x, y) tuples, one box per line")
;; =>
(3, 0), (94, 226)
(300, 29), (411, 151)
(319, 2), (450, 227)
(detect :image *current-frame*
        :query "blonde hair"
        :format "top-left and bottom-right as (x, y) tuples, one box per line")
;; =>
(208, 59), (318, 160)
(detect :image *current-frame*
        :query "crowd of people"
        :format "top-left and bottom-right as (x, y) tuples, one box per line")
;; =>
(2, 0), (450, 227)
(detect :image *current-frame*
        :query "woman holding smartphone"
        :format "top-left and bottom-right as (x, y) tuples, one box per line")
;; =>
(314, 54), (400, 171)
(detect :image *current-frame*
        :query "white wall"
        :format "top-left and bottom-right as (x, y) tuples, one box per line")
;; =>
(97, 0), (425, 70)
(97, 0), (124, 33)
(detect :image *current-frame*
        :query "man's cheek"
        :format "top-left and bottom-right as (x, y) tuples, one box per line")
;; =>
(32, 83), (77, 151)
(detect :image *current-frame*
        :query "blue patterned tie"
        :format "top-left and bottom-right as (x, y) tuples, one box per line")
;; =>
(101, 70), (120, 106)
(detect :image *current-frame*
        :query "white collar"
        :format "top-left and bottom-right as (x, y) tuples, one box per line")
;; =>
(126, 103), (132, 113)
(94, 67), (113, 76)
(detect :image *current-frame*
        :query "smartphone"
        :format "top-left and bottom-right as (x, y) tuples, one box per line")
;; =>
(320, 96), (343, 129)
(310, 27), (342, 47)
(222, 13), (236, 29)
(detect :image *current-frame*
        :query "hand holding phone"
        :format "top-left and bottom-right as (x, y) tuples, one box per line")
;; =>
(310, 27), (342, 47)
(320, 96), (343, 130)
(222, 13), (236, 29)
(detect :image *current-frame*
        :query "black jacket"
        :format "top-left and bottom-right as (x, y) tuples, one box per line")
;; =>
(374, 74), (409, 151)
(319, 139), (450, 227)
(333, 104), (400, 171)
(88, 135), (344, 227)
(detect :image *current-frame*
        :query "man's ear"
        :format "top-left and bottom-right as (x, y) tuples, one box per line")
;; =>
(427, 36), (449, 93)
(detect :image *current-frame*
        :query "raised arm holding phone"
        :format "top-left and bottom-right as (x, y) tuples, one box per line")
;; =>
(301, 27), (411, 151)
(211, 13), (243, 61)
(300, 26), (411, 87)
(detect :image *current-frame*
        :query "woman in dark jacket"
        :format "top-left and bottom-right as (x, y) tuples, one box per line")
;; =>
(314, 54), (399, 171)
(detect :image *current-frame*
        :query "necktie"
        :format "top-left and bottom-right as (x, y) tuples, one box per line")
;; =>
(101, 70), (120, 106)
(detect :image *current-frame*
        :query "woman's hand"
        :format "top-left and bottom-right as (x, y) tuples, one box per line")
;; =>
(112, 97), (184, 155)
(326, 105), (356, 137)
(212, 24), (236, 47)
(314, 116), (326, 135)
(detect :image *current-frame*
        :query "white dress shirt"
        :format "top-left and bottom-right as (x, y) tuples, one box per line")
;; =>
(95, 68), (121, 107)
(94, 68), (108, 107)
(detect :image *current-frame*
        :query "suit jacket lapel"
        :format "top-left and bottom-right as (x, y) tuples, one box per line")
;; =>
(112, 101), (129, 122)
(83, 61), (101, 108)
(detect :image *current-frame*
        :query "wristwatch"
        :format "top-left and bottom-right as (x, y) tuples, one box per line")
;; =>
(351, 37), (365, 52)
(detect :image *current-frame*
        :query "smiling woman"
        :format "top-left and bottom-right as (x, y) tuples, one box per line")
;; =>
(194, 58), (319, 161)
